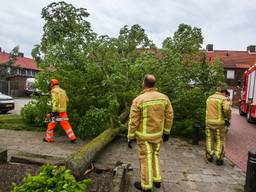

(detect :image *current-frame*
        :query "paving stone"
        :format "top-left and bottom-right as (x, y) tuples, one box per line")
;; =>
(0, 128), (245, 192)
(225, 108), (256, 172)
(94, 137), (245, 191)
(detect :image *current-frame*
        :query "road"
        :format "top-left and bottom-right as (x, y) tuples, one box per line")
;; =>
(11, 98), (31, 114)
(225, 108), (256, 172)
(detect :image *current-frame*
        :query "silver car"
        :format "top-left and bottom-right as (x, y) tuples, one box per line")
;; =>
(0, 92), (15, 114)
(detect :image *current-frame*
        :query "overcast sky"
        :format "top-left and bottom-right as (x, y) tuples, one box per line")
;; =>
(0, 0), (255, 57)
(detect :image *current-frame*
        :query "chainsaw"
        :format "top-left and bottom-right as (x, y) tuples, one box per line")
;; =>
(45, 113), (69, 123)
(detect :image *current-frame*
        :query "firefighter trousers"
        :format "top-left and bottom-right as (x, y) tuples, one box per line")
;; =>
(205, 126), (225, 160)
(45, 112), (76, 142)
(137, 140), (161, 190)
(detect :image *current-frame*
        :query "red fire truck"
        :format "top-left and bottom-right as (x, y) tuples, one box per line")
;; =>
(239, 64), (256, 122)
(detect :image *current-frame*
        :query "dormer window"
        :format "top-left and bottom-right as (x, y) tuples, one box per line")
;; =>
(227, 70), (235, 79)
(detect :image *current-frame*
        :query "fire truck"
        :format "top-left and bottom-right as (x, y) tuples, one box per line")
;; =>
(239, 63), (256, 122)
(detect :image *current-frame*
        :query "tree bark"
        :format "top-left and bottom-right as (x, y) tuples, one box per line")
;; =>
(65, 127), (120, 179)
(65, 111), (129, 179)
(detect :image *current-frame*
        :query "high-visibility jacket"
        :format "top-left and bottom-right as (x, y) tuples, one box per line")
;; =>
(206, 92), (231, 127)
(128, 88), (174, 143)
(51, 85), (69, 113)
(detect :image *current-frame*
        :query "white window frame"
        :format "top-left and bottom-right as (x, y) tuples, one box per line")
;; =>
(226, 70), (235, 79)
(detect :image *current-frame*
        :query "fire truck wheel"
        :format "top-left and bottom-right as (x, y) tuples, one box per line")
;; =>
(246, 106), (254, 123)
(239, 103), (246, 116)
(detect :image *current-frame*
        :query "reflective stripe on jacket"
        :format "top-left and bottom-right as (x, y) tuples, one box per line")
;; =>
(128, 88), (174, 143)
(51, 85), (69, 113)
(206, 92), (231, 126)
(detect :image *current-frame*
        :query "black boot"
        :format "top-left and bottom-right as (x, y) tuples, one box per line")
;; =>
(153, 182), (161, 188)
(134, 182), (152, 192)
(207, 156), (213, 162)
(43, 138), (52, 143)
(216, 159), (224, 166)
(70, 139), (77, 144)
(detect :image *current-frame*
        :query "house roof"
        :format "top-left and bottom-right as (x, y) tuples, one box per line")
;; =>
(0, 52), (39, 71)
(206, 50), (256, 69)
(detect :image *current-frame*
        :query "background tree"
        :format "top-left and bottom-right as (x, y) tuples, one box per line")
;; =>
(158, 24), (225, 136)
(22, 2), (225, 139)
(0, 46), (20, 80)
(25, 1), (156, 138)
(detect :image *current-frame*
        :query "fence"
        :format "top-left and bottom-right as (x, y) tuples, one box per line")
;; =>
(0, 80), (23, 96)
(0, 80), (8, 94)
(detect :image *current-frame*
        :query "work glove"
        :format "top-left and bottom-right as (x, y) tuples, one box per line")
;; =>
(225, 120), (230, 127)
(50, 112), (59, 117)
(128, 139), (135, 149)
(162, 133), (169, 142)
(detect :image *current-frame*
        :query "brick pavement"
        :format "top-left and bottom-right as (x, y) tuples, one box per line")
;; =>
(225, 108), (256, 172)
(95, 138), (245, 192)
(0, 122), (248, 191)
(0, 129), (87, 158)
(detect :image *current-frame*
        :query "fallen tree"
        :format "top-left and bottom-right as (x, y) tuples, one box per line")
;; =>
(65, 111), (129, 179)
(65, 127), (120, 179)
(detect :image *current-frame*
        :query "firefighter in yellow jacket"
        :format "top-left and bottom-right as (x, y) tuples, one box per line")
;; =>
(43, 79), (77, 143)
(128, 74), (173, 192)
(205, 86), (231, 165)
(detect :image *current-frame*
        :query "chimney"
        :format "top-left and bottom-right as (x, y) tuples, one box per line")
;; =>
(18, 52), (24, 57)
(206, 44), (213, 52)
(247, 45), (256, 54)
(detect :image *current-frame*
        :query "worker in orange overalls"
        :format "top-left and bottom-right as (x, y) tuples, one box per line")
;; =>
(43, 79), (77, 143)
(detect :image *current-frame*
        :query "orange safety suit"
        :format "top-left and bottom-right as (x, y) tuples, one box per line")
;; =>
(205, 92), (231, 160)
(45, 85), (76, 142)
(128, 88), (173, 190)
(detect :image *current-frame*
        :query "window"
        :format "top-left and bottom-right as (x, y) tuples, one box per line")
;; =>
(226, 70), (235, 79)
(21, 69), (26, 75)
(26, 70), (32, 76)
(32, 71), (36, 77)
(7, 67), (11, 74)
(16, 68), (20, 75)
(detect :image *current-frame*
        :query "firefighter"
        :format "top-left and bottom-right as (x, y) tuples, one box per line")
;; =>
(205, 85), (231, 165)
(128, 74), (173, 192)
(43, 79), (77, 143)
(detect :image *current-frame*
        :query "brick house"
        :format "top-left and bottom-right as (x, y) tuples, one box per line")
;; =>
(0, 47), (40, 96)
(205, 44), (256, 105)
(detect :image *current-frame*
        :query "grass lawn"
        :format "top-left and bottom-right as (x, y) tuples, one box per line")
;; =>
(0, 114), (44, 131)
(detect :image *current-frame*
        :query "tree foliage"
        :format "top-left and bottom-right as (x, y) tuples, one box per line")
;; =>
(158, 24), (225, 136)
(12, 164), (91, 192)
(22, 1), (225, 139)
(0, 46), (20, 80)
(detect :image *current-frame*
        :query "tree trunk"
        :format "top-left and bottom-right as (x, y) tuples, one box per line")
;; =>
(65, 127), (120, 179)
(65, 111), (129, 179)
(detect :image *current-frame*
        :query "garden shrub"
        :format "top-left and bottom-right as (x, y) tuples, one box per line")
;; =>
(21, 97), (50, 127)
(12, 164), (91, 192)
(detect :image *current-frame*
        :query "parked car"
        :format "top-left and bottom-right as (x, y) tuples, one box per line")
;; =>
(0, 92), (15, 114)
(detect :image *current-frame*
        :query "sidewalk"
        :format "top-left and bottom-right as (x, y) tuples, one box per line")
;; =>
(0, 129), (245, 192)
(0, 129), (87, 158)
(95, 138), (245, 192)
